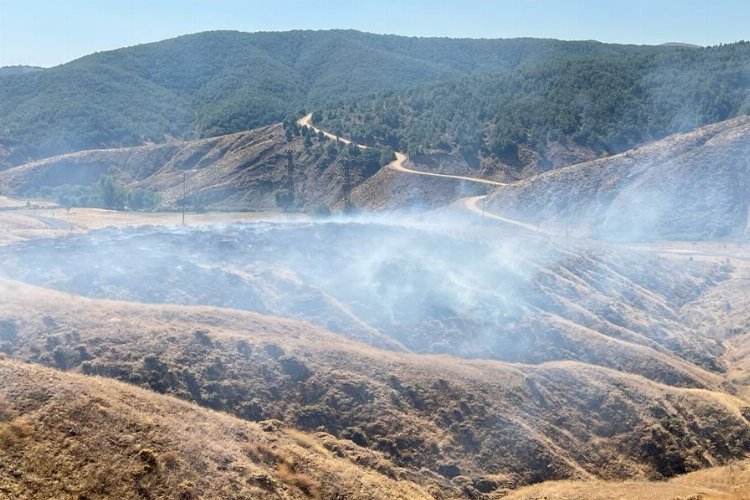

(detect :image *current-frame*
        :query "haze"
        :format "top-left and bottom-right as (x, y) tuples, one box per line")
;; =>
(1, 5), (750, 499)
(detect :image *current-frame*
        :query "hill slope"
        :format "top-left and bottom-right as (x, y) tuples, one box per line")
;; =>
(0, 30), (652, 168)
(505, 460), (750, 499)
(485, 116), (750, 241)
(2, 278), (750, 492)
(0, 122), (390, 212)
(318, 41), (750, 179)
(0, 356), (433, 499)
(0, 220), (733, 387)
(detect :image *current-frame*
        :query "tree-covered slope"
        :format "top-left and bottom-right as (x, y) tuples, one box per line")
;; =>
(0, 65), (43, 76)
(0, 30), (664, 168)
(318, 41), (750, 176)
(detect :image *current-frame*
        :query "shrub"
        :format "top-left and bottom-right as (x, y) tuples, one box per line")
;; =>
(52, 346), (67, 369)
(278, 462), (319, 497)
(0, 420), (33, 447)
(193, 330), (213, 347)
(0, 394), (15, 421)
(308, 205), (331, 218)
(128, 189), (160, 211)
(76, 345), (92, 362)
(81, 361), (94, 375)
(279, 356), (312, 381)
(178, 481), (199, 500)
(137, 448), (159, 474)
(161, 450), (180, 470)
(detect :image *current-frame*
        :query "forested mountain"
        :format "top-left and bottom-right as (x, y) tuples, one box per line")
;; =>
(0, 30), (669, 168)
(0, 65), (43, 76)
(317, 41), (750, 170)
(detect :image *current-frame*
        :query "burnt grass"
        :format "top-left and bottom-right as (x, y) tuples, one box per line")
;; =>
(0, 220), (731, 382)
(1, 219), (749, 493)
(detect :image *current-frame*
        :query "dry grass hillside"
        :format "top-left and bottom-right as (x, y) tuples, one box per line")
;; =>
(0, 356), (436, 500)
(504, 460), (750, 499)
(0, 123), (381, 212)
(503, 461), (750, 500)
(0, 220), (734, 389)
(2, 115), (750, 497)
(485, 116), (750, 242)
(2, 278), (750, 495)
(351, 159), (489, 210)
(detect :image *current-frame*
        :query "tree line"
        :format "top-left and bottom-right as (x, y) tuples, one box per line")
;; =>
(317, 41), (750, 165)
(39, 176), (160, 211)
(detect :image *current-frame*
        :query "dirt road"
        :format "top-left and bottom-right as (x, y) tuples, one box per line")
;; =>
(463, 195), (540, 231)
(298, 113), (367, 149)
(297, 114), (509, 186)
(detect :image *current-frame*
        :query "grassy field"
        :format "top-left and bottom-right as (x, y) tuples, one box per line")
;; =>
(0, 205), (296, 245)
(0, 356), (434, 499)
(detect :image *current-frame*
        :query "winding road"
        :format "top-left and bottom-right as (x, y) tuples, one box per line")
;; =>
(296, 114), (750, 263)
(462, 195), (540, 232)
(298, 114), (509, 187)
(297, 113), (536, 234)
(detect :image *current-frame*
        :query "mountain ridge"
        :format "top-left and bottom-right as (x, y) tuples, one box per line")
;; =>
(0, 29), (698, 169)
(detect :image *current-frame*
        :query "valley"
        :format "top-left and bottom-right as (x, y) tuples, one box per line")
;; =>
(1, 25), (749, 500)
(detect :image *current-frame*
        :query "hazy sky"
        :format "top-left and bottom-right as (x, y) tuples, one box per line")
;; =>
(1, 0), (747, 67)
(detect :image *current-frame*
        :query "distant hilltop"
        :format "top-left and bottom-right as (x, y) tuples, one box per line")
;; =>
(0, 65), (44, 76)
(659, 42), (702, 48)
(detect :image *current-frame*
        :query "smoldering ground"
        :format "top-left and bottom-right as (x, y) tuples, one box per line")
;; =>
(0, 212), (729, 380)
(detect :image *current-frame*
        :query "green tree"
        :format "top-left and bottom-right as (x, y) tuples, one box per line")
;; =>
(97, 175), (127, 210)
(379, 146), (396, 167)
(127, 189), (160, 211)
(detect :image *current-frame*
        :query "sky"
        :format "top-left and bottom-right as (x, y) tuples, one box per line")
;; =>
(0, 0), (748, 67)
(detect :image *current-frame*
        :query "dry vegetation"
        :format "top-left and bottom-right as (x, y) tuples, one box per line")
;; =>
(1, 117), (750, 498)
(2, 276), (750, 496)
(0, 206), (290, 246)
(0, 122), (384, 213)
(486, 116), (750, 241)
(0, 219), (735, 388)
(0, 356), (434, 499)
(504, 460), (750, 499)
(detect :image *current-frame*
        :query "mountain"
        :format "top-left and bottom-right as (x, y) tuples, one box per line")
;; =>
(0, 65), (43, 76)
(0, 30), (680, 169)
(3, 28), (750, 498)
(484, 115), (750, 241)
(659, 42), (703, 48)
(317, 41), (750, 180)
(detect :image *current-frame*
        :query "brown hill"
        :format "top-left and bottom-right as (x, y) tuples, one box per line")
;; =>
(2, 277), (750, 494)
(504, 460), (750, 499)
(484, 116), (750, 242)
(350, 158), (488, 210)
(0, 356), (433, 499)
(0, 220), (732, 389)
(0, 124), (382, 212)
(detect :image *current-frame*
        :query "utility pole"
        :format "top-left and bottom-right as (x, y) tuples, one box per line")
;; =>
(342, 159), (352, 212)
(181, 171), (186, 225)
(286, 150), (295, 214)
